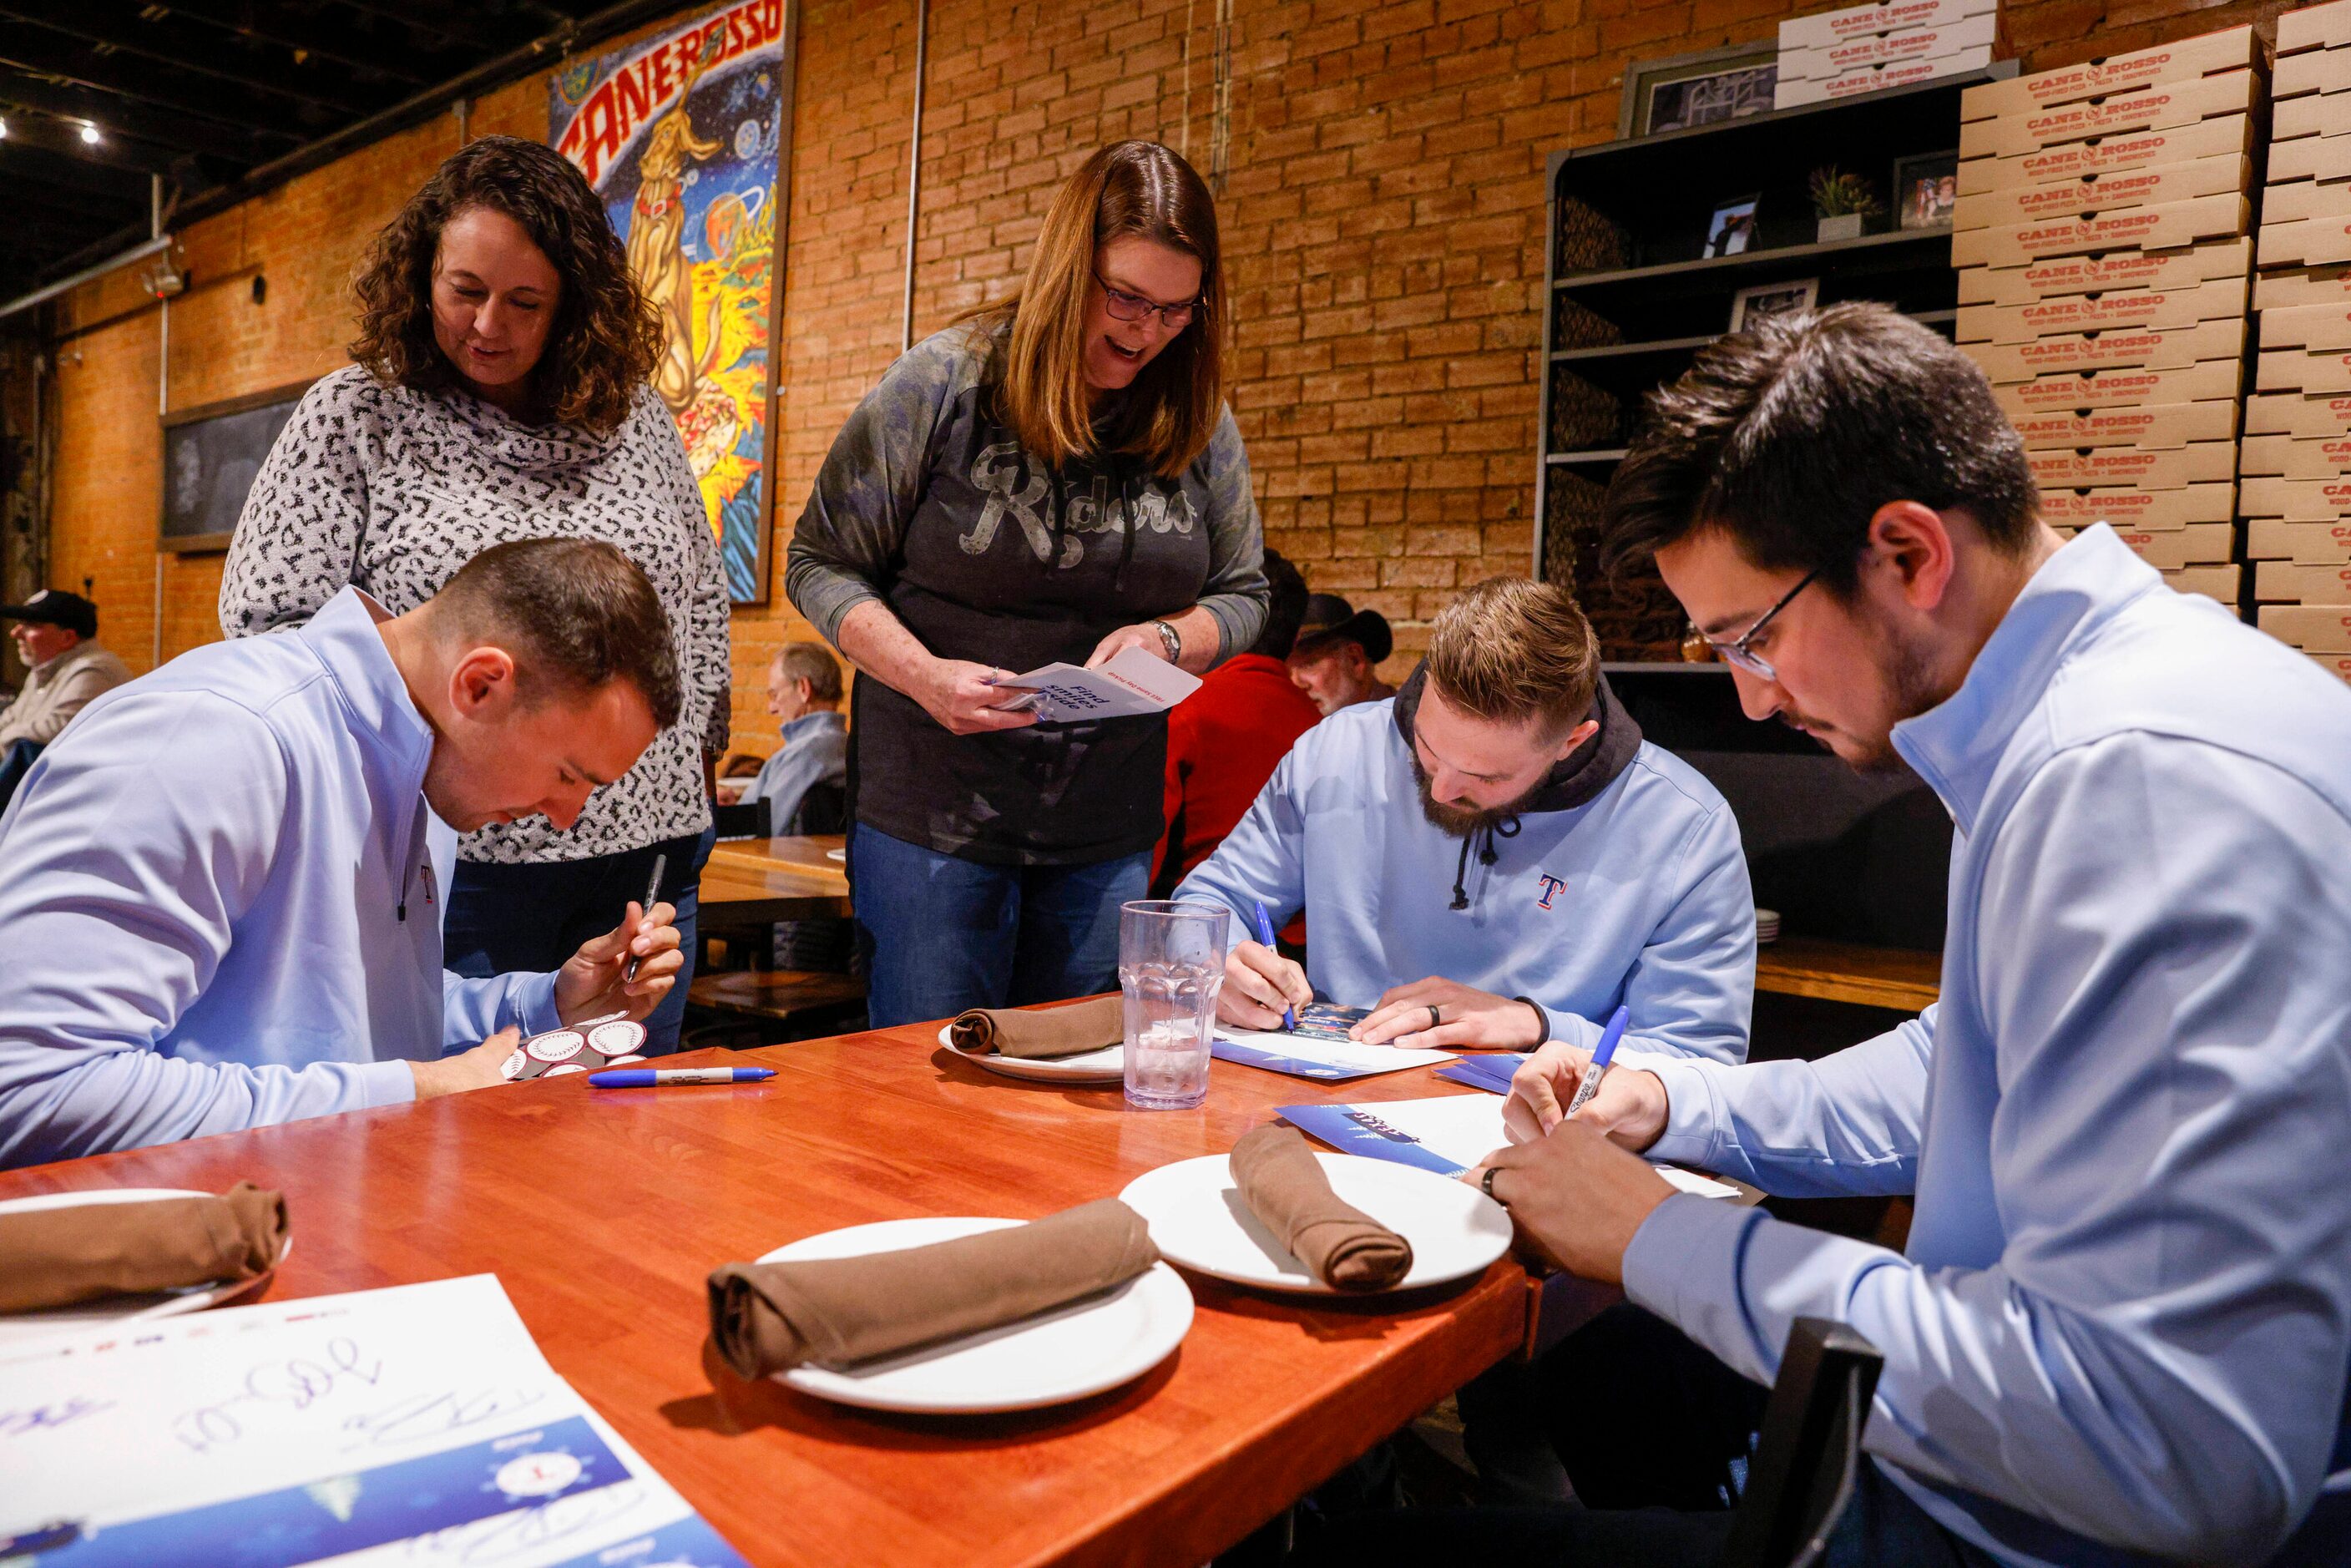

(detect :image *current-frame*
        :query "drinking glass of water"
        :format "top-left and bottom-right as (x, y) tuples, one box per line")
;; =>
(1118, 899), (1228, 1110)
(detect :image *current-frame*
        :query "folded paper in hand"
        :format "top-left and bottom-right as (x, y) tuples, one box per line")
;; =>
(988, 647), (1202, 722)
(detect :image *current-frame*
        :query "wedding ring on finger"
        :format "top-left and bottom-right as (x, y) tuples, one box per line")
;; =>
(1427, 1004), (1443, 1031)
(1481, 1166), (1504, 1205)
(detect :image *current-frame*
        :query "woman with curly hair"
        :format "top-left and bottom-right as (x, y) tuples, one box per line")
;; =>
(220, 134), (731, 1055)
(786, 140), (1267, 1027)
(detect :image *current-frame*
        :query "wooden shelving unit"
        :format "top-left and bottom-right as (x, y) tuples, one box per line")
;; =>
(1535, 64), (2018, 661)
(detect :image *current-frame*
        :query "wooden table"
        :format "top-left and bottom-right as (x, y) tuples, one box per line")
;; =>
(0, 1024), (1528, 1567)
(698, 834), (852, 926)
(1753, 936), (1941, 1012)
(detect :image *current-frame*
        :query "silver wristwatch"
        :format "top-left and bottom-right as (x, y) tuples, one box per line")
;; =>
(1150, 619), (1182, 662)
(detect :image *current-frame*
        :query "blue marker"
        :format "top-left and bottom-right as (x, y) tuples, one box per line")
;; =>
(1560, 1004), (1631, 1121)
(589, 1066), (776, 1088)
(1251, 898), (1296, 1032)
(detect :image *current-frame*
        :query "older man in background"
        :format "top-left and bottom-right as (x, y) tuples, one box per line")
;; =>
(0, 589), (129, 812)
(1287, 591), (1396, 715)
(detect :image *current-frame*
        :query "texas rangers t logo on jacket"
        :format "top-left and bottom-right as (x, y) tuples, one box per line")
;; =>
(1536, 873), (1567, 909)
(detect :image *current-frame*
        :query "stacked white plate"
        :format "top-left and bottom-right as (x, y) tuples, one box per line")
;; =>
(1756, 908), (1782, 945)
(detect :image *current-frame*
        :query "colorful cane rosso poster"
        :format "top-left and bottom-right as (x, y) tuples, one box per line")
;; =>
(549, 0), (790, 604)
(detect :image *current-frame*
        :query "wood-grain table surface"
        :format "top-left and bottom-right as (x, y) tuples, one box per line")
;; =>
(1753, 936), (1941, 1012)
(697, 834), (853, 925)
(0, 1020), (1529, 1567)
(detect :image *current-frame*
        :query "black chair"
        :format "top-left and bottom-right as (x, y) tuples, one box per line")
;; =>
(784, 778), (847, 837)
(711, 796), (771, 840)
(1717, 1318), (1883, 1568)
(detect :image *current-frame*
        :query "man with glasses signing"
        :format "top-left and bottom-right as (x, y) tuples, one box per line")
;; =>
(1317, 304), (2351, 1566)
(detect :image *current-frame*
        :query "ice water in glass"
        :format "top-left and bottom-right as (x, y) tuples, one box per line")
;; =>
(1119, 900), (1227, 1110)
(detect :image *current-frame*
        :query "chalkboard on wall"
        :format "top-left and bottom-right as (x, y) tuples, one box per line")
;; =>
(159, 379), (314, 554)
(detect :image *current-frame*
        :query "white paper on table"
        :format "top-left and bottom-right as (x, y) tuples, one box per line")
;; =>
(987, 646), (1203, 722)
(0, 1273), (746, 1566)
(1215, 1029), (1453, 1075)
(1330, 1094), (1742, 1198)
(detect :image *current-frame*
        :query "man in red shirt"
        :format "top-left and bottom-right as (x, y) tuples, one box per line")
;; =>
(1152, 552), (1322, 896)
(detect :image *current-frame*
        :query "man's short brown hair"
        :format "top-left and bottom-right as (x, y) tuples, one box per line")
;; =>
(774, 641), (844, 704)
(431, 538), (681, 730)
(1424, 578), (1600, 739)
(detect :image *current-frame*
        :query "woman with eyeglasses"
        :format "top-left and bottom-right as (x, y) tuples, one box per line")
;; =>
(786, 139), (1267, 1026)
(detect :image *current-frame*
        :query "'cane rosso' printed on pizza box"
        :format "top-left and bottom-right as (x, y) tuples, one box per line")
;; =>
(2266, 132), (2351, 185)
(2025, 443), (2236, 491)
(2037, 483), (2235, 529)
(2247, 391), (2351, 438)
(2240, 433), (2351, 477)
(1955, 154), (2248, 231)
(1959, 114), (2252, 196)
(2009, 401), (2237, 451)
(1969, 317), (2243, 383)
(1953, 191), (2247, 269)
(2259, 604), (2351, 650)
(1782, 11), (1998, 78)
(2249, 519), (2351, 564)
(1961, 70), (2256, 159)
(2257, 559), (2351, 602)
(1773, 48), (1993, 108)
(1991, 359), (2240, 417)
(1958, 237), (2251, 307)
(1958, 275), (2246, 345)
(1961, 26), (2256, 120)
(1778, 0), (1995, 49)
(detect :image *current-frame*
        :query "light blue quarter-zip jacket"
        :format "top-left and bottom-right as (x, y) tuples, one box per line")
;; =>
(1627, 526), (2351, 1565)
(0, 587), (559, 1169)
(1174, 673), (1754, 1063)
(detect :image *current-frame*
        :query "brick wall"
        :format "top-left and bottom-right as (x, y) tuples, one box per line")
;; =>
(38, 0), (2327, 744)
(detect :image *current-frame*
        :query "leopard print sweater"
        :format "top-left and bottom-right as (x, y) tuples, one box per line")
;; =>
(220, 365), (731, 863)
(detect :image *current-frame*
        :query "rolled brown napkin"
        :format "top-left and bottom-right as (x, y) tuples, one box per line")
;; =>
(0, 1182), (289, 1314)
(706, 1196), (1161, 1378)
(948, 995), (1123, 1060)
(1230, 1124), (1414, 1292)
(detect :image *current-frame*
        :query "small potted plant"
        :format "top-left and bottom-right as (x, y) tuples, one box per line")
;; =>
(1809, 167), (1881, 242)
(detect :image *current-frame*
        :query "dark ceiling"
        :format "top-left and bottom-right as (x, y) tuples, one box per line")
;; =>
(0, 0), (682, 301)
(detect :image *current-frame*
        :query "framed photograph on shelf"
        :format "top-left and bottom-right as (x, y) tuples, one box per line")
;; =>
(1730, 277), (1820, 331)
(1705, 195), (1761, 258)
(1621, 43), (1780, 139)
(1893, 150), (1960, 230)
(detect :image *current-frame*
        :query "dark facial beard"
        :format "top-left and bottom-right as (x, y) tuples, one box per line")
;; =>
(1409, 748), (1548, 839)
(1791, 611), (1943, 776)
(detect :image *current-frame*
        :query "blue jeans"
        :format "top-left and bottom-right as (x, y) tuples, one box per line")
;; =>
(446, 825), (715, 1054)
(850, 822), (1149, 1028)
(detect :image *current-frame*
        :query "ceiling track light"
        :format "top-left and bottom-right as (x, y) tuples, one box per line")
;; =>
(78, 122), (100, 144)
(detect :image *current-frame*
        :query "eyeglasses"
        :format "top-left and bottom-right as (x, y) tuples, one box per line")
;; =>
(1705, 568), (1819, 681)
(1094, 272), (1201, 329)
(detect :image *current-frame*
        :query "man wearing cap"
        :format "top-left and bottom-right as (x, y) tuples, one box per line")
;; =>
(1287, 591), (1397, 716)
(0, 590), (129, 797)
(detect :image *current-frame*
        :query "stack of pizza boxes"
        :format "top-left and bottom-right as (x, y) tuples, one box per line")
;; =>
(1773, 0), (1999, 110)
(2248, 0), (2351, 686)
(1953, 26), (2260, 604)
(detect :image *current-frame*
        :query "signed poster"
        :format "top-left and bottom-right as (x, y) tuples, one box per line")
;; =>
(550, 0), (791, 604)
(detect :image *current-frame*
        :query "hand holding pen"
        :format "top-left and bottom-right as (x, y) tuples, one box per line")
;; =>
(1561, 1004), (1630, 1120)
(1252, 900), (1296, 1032)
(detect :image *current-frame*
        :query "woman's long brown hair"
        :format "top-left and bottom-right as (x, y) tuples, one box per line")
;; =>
(969, 141), (1227, 479)
(348, 135), (663, 436)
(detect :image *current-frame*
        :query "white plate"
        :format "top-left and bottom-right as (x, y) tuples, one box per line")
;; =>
(936, 1024), (1125, 1084)
(0, 1188), (291, 1344)
(762, 1216), (1192, 1414)
(1120, 1152), (1512, 1296)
